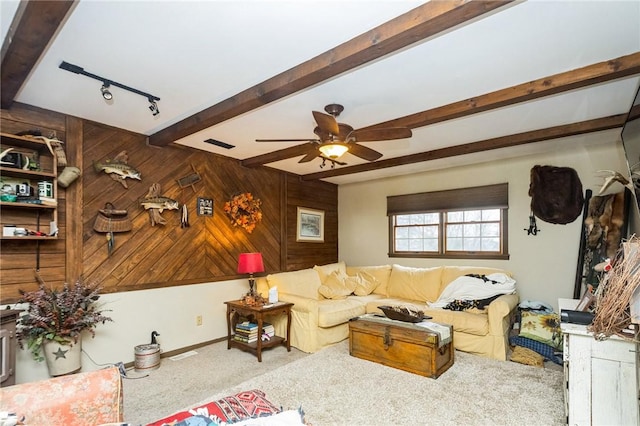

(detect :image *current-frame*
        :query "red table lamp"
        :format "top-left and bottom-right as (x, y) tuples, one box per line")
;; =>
(237, 252), (264, 296)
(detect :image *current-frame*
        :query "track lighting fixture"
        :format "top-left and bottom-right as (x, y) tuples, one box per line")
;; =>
(59, 61), (160, 115)
(101, 83), (113, 100)
(148, 99), (160, 116)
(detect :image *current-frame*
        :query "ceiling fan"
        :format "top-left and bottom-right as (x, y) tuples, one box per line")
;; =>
(256, 104), (412, 165)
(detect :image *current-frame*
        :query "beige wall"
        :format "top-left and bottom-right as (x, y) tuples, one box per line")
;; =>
(338, 137), (629, 313)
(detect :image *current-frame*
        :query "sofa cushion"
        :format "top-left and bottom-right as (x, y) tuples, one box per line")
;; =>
(318, 299), (366, 328)
(346, 265), (392, 296)
(267, 269), (322, 300)
(423, 308), (489, 336)
(0, 366), (123, 425)
(441, 266), (511, 293)
(348, 271), (379, 296)
(364, 298), (489, 336)
(313, 261), (347, 283)
(318, 270), (356, 300)
(387, 265), (443, 303)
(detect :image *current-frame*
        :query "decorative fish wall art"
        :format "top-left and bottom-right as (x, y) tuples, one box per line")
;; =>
(93, 151), (141, 189)
(141, 183), (179, 226)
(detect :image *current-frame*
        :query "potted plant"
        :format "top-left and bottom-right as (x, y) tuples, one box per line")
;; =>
(16, 277), (113, 376)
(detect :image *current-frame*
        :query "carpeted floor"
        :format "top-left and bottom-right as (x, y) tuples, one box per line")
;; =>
(124, 340), (564, 426)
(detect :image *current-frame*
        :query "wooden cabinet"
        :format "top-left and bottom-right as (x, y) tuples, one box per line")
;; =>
(560, 299), (640, 425)
(0, 132), (58, 240)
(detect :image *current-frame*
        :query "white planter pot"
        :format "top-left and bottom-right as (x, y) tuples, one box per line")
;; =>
(42, 339), (81, 376)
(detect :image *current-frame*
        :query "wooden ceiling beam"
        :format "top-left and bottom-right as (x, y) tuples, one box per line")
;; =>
(301, 114), (627, 181)
(148, 0), (515, 147)
(361, 52), (640, 131)
(1, 1), (76, 109)
(241, 144), (315, 168)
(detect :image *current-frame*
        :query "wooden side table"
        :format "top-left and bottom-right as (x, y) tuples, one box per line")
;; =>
(225, 300), (293, 362)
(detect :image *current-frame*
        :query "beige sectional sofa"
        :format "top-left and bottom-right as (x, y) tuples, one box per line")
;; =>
(256, 262), (519, 361)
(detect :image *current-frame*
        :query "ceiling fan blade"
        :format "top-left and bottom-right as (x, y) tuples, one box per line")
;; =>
(348, 143), (383, 161)
(256, 138), (319, 142)
(350, 127), (412, 142)
(312, 111), (340, 136)
(298, 146), (321, 163)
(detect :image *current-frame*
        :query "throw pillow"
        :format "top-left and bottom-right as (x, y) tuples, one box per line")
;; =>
(510, 345), (544, 368)
(348, 271), (379, 296)
(313, 261), (347, 283)
(519, 311), (562, 350)
(318, 270), (356, 299)
(346, 265), (392, 296)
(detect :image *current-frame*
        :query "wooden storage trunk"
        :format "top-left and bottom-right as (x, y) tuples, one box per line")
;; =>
(349, 316), (454, 378)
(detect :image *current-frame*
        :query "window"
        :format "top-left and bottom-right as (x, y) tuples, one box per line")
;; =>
(388, 184), (509, 259)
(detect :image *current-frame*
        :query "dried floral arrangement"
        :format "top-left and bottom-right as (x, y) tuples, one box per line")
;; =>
(223, 192), (263, 233)
(589, 235), (640, 341)
(16, 276), (113, 361)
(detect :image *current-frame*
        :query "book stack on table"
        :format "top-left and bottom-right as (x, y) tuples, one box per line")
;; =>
(234, 321), (275, 343)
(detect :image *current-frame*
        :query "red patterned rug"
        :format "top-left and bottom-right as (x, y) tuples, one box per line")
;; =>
(147, 389), (281, 425)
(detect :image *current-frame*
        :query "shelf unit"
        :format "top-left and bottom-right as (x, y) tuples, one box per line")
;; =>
(0, 132), (58, 240)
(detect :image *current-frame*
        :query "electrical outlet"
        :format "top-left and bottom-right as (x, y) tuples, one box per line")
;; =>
(196, 315), (202, 326)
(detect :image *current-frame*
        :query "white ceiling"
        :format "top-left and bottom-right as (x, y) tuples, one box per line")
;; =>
(2, 0), (639, 185)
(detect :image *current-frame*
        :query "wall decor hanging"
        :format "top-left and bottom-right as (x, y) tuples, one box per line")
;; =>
(197, 197), (213, 217)
(296, 207), (324, 242)
(140, 183), (179, 226)
(93, 202), (132, 255)
(528, 165), (583, 224)
(93, 150), (141, 189)
(223, 192), (262, 233)
(176, 164), (202, 193)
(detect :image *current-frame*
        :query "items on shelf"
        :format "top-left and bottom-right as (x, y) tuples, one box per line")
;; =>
(234, 321), (275, 343)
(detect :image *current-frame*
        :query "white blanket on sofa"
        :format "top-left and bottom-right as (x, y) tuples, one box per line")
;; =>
(428, 273), (516, 308)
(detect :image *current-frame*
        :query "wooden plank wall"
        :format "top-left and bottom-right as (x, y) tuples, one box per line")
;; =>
(0, 103), (338, 303)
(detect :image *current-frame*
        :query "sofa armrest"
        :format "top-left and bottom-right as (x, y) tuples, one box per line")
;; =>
(487, 293), (519, 336)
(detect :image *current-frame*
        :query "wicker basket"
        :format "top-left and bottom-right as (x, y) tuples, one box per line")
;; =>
(93, 203), (132, 233)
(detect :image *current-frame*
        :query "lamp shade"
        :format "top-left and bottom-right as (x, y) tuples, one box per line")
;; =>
(237, 252), (264, 274)
(318, 143), (349, 159)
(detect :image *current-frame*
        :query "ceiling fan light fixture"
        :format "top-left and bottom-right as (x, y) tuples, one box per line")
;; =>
(318, 143), (348, 159)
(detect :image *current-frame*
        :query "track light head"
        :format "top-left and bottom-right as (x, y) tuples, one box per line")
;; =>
(148, 98), (160, 116)
(101, 83), (113, 100)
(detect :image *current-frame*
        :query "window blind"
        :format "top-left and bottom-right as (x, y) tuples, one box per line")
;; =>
(387, 183), (508, 216)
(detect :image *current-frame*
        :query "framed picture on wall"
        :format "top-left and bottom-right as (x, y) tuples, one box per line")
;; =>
(297, 207), (324, 242)
(197, 197), (213, 216)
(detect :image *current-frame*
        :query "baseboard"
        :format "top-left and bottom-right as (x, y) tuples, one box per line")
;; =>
(123, 337), (226, 369)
